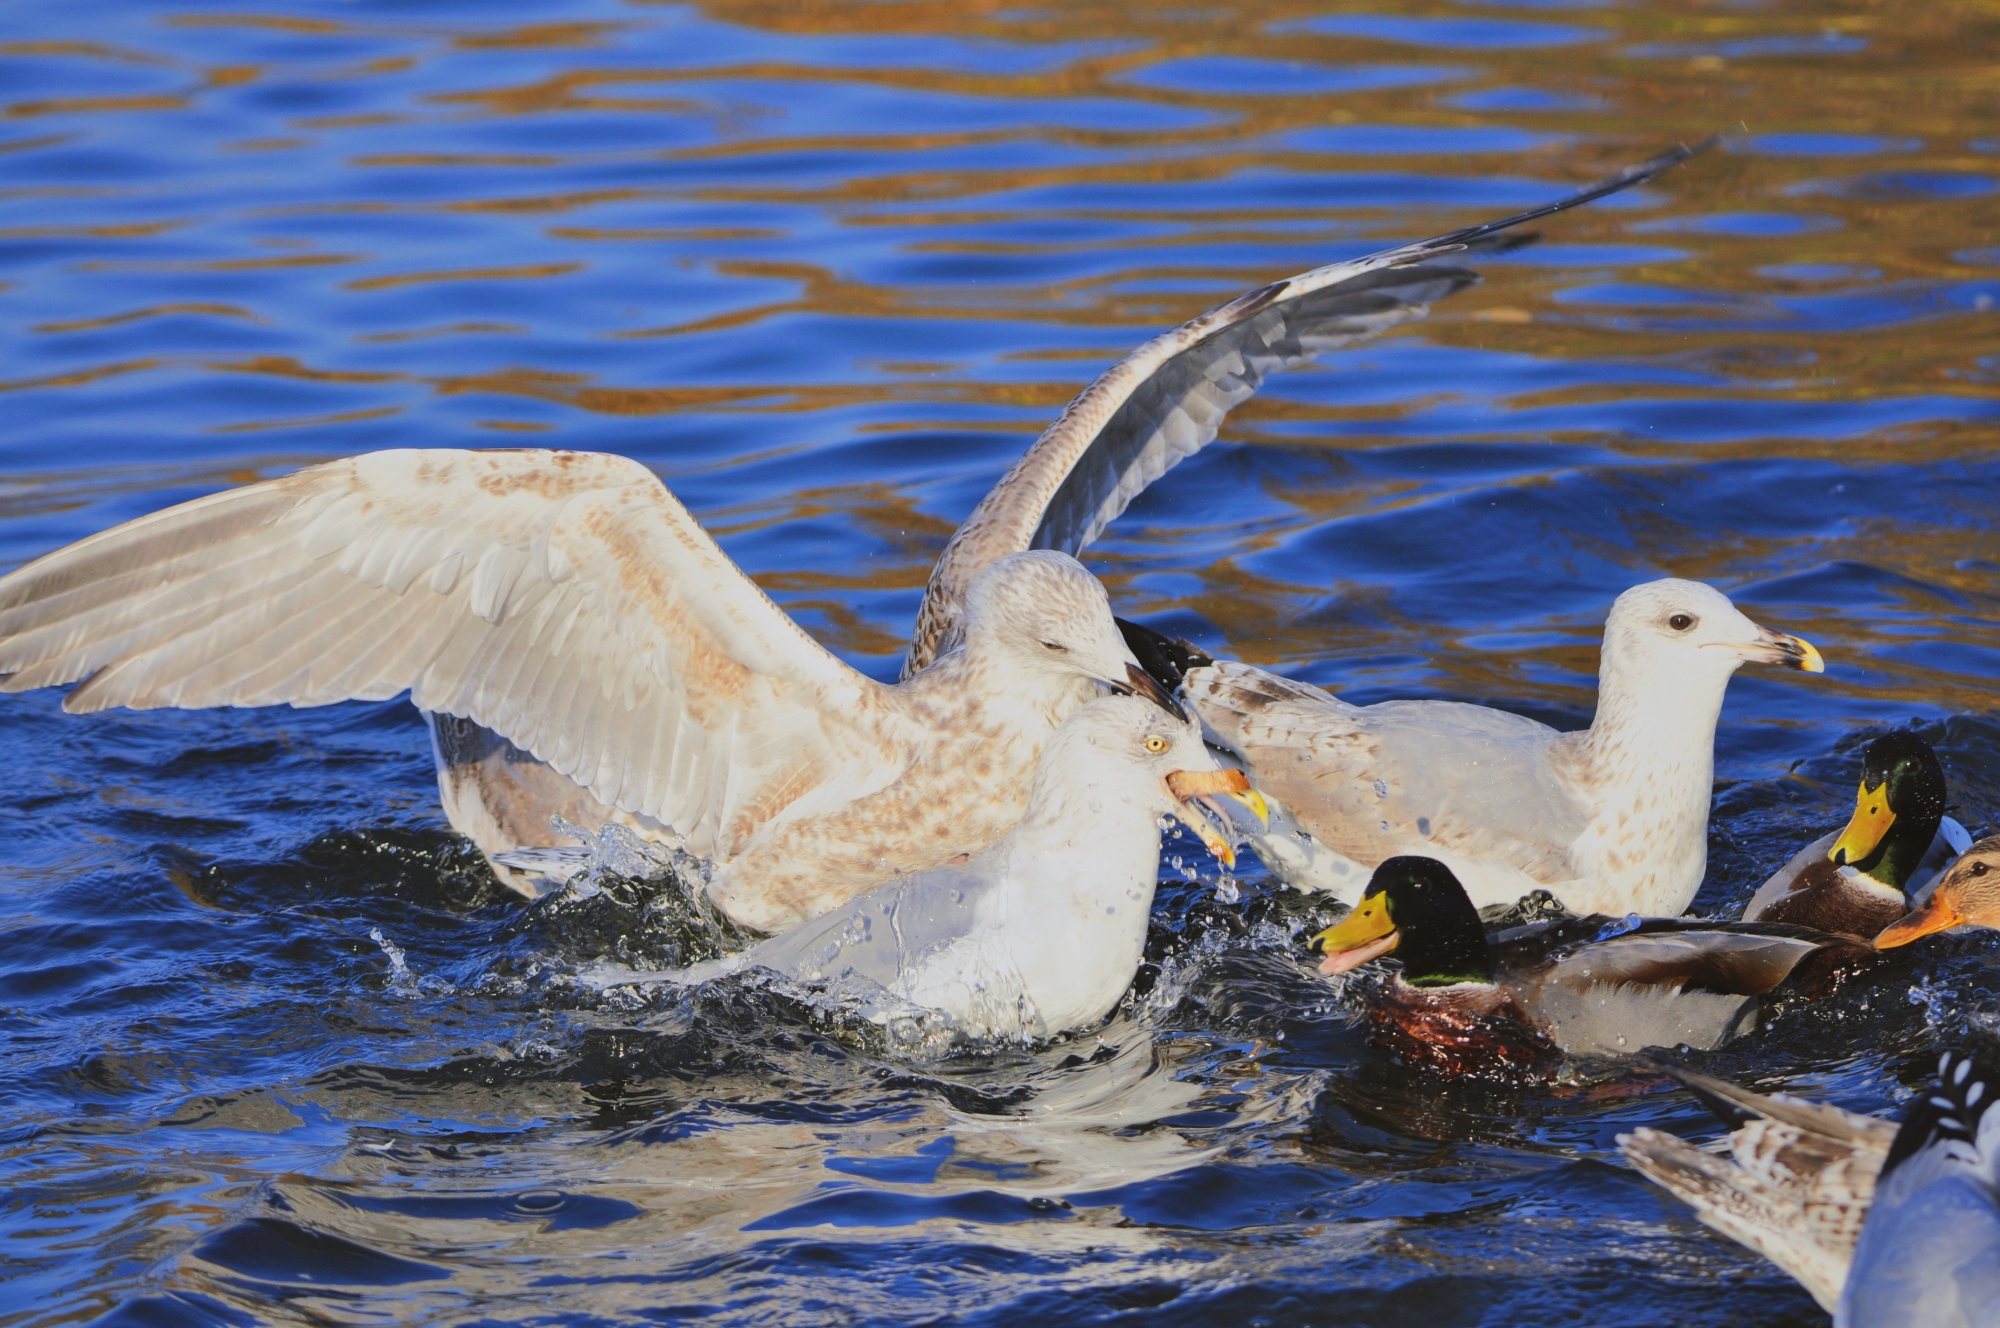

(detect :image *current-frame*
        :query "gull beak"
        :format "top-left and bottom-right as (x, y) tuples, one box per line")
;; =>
(1831, 778), (1894, 867)
(1723, 624), (1824, 673)
(1309, 891), (1400, 975)
(1875, 889), (1964, 948)
(1117, 661), (1187, 722)
(1165, 768), (1267, 868)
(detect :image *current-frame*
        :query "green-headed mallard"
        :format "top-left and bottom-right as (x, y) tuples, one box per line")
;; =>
(1744, 733), (1969, 939)
(1309, 856), (1873, 1078)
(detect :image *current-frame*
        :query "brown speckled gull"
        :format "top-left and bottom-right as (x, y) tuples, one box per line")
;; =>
(0, 448), (1169, 934)
(394, 147), (1713, 894)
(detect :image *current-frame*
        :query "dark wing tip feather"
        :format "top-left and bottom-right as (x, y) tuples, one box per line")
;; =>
(1882, 1047), (2000, 1178)
(1640, 1058), (1766, 1130)
(1397, 137), (1716, 264)
(1117, 617), (1211, 694)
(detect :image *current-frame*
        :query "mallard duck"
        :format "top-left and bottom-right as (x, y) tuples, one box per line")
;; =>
(1744, 733), (1970, 938)
(1620, 1063), (1896, 1313)
(1875, 834), (2000, 950)
(1309, 857), (1873, 1077)
(1621, 1051), (2000, 1327)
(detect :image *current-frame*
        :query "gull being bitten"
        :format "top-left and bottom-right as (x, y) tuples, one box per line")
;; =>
(603, 695), (1267, 1042)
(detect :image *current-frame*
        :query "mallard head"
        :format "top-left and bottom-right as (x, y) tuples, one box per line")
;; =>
(1830, 732), (1947, 890)
(1308, 856), (1494, 987)
(1875, 835), (2000, 949)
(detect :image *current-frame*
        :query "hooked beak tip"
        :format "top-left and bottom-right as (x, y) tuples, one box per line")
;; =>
(1165, 768), (1261, 867)
(1723, 629), (1824, 673)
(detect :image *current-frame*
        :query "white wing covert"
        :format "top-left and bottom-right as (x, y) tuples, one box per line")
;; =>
(0, 448), (895, 859)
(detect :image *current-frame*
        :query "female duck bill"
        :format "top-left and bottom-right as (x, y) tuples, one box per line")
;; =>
(1874, 837), (2000, 948)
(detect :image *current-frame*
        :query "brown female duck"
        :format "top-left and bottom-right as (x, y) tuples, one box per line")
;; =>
(1875, 834), (2000, 949)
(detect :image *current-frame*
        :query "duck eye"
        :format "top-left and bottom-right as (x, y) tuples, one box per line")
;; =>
(1668, 613), (1695, 632)
(1972, 861), (1990, 877)
(1041, 640), (1066, 652)
(1144, 735), (1169, 754)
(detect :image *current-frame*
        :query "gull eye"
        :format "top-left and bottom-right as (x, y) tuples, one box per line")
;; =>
(1041, 640), (1067, 652)
(1668, 613), (1695, 632)
(1144, 735), (1170, 754)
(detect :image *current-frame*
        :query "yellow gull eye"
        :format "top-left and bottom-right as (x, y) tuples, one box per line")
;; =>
(1144, 735), (1169, 754)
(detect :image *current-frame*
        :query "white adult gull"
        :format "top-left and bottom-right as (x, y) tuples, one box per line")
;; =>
(606, 695), (1267, 1042)
(0, 449), (1178, 934)
(1136, 578), (1824, 917)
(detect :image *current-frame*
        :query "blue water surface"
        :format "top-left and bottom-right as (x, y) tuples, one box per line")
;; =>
(2, 0), (1999, 1324)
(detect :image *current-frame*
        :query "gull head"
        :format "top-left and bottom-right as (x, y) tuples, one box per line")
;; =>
(1033, 695), (1266, 866)
(960, 550), (1182, 717)
(1601, 578), (1823, 688)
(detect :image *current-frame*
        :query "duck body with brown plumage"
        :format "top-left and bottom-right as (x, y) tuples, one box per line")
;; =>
(1745, 733), (1968, 940)
(1313, 858), (1876, 1080)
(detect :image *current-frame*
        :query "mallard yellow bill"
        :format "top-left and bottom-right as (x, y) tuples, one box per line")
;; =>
(1743, 733), (1966, 939)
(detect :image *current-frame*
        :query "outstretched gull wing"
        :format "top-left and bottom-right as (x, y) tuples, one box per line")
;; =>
(0, 448), (897, 862)
(906, 140), (1714, 675)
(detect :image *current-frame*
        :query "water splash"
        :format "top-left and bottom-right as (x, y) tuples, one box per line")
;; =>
(1908, 973), (1960, 1030)
(369, 926), (415, 994)
(367, 926), (455, 998)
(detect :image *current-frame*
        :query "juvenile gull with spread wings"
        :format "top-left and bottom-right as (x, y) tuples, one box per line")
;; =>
(0, 449), (1176, 933)
(604, 695), (1266, 1042)
(314, 148), (1696, 881)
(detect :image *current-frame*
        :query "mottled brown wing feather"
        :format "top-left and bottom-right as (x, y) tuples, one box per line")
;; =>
(0, 449), (899, 861)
